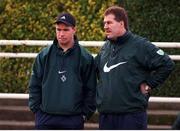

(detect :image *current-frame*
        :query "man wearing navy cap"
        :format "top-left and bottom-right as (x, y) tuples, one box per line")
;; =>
(28, 12), (96, 129)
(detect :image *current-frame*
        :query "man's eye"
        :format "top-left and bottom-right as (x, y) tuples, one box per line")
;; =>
(104, 22), (111, 25)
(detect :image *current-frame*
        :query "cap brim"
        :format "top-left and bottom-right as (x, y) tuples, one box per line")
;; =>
(55, 20), (74, 27)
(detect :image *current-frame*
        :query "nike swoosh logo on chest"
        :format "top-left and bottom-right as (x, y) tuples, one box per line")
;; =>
(103, 61), (127, 72)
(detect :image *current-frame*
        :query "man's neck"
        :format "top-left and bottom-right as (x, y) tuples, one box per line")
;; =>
(110, 29), (127, 41)
(59, 40), (74, 52)
(60, 43), (74, 52)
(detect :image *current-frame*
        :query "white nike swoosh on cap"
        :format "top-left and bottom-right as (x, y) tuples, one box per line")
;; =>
(58, 71), (66, 74)
(103, 61), (127, 72)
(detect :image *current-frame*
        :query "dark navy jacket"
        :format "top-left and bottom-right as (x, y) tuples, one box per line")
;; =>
(29, 38), (96, 120)
(95, 31), (175, 113)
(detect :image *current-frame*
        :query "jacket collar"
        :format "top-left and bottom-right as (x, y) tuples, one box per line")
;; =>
(107, 31), (132, 45)
(53, 35), (79, 55)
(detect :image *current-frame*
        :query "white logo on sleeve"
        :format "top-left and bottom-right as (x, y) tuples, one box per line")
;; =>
(103, 61), (127, 72)
(156, 49), (164, 55)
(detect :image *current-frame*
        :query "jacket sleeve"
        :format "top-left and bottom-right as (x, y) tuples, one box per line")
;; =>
(28, 53), (44, 113)
(81, 55), (97, 120)
(94, 54), (100, 80)
(138, 41), (175, 88)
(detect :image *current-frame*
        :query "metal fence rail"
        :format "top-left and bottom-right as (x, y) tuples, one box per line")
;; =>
(1, 40), (180, 48)
(0, 93), (180, 103)
(0, 53), (180, 60)
(0, 40), (180, 60)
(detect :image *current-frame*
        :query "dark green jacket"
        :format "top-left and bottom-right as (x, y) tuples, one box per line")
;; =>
(95, 31), (174, 113)
(28, 38), (96, 120)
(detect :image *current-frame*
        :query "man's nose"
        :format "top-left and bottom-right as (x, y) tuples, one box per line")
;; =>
(58, 31), (64, 36)
(104, 23), (108, 29)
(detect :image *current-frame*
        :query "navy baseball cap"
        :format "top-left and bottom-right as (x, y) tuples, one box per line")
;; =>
(55, 12), (76, 27)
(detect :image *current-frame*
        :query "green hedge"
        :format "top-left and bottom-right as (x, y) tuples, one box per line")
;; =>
(0, 0), (179, 96)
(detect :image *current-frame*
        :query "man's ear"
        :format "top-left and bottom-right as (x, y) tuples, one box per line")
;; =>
(73, 27), (76, 34)
(120, 21), (124, 27)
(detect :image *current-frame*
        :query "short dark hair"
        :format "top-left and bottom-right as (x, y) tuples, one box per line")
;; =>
(104, 6), (128, 30)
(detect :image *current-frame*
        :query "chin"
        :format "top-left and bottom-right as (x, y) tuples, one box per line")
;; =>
(60, 42), (67, 45)
(107, 35), (113, 39)
(106, 35), (111, 38)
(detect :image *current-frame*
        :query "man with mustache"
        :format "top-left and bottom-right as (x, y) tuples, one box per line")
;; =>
(95, 6), (174, 130)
